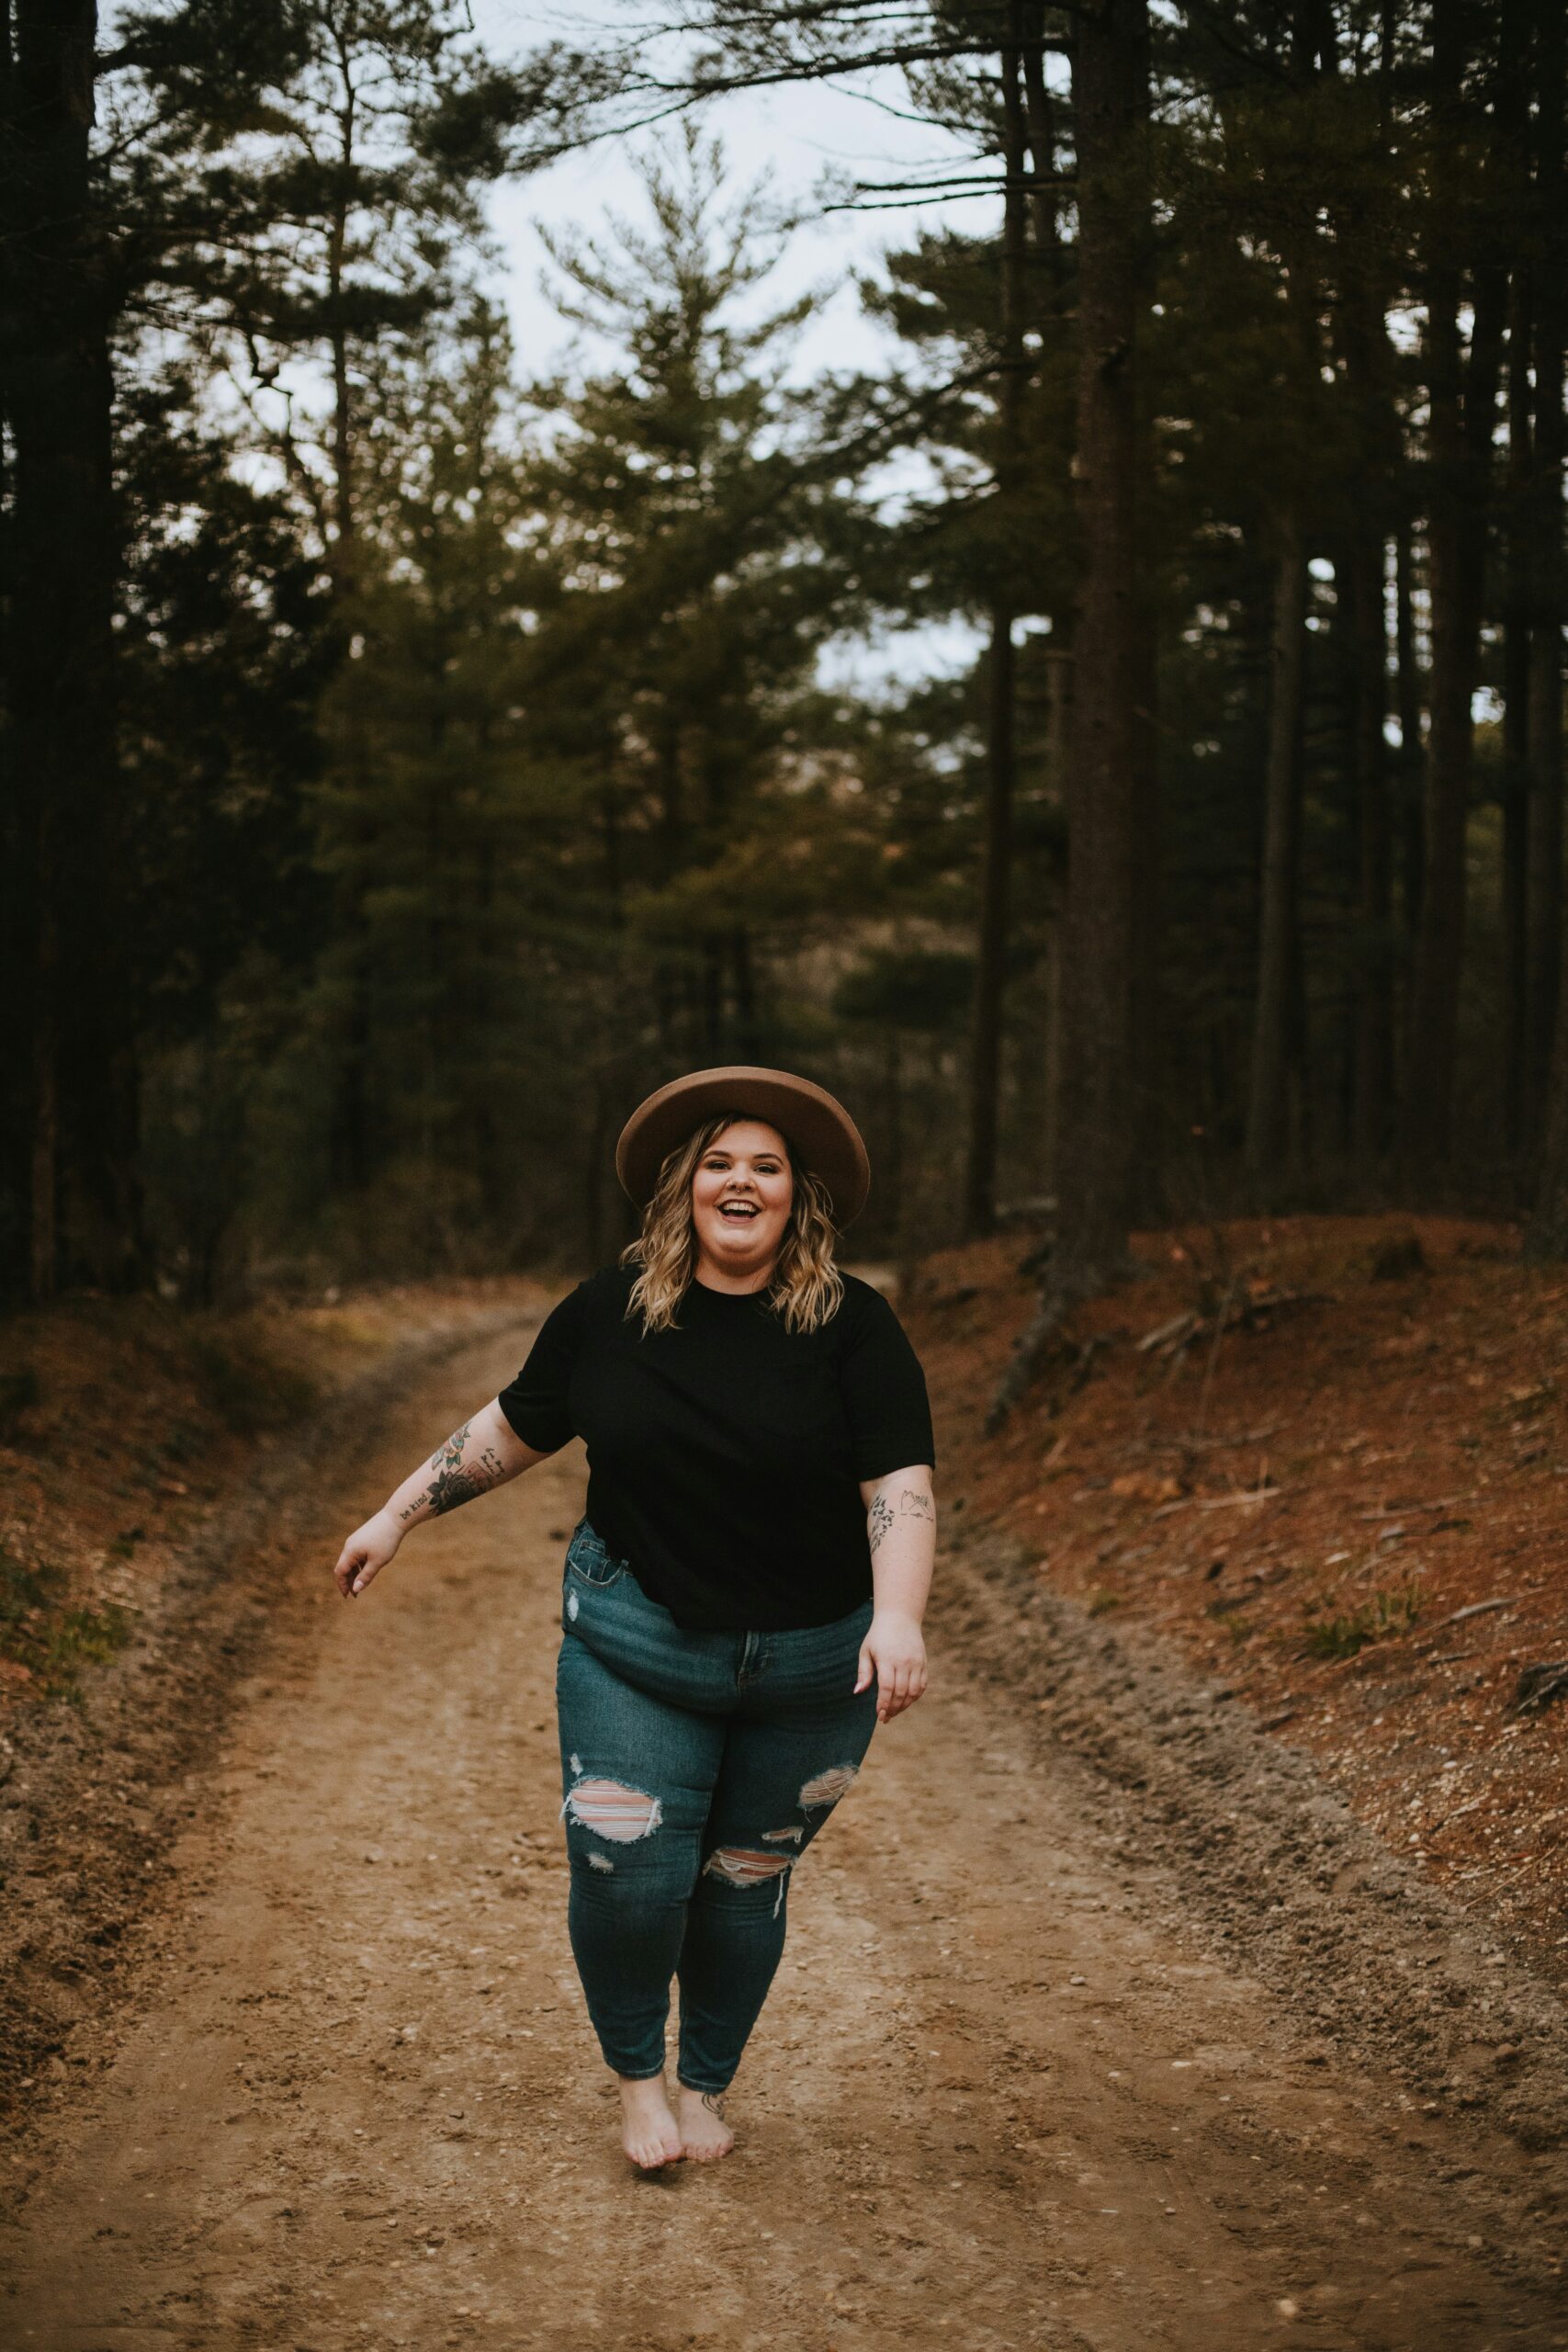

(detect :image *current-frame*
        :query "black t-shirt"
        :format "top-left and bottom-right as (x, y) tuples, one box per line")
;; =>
(496, 1262), (935, 1632)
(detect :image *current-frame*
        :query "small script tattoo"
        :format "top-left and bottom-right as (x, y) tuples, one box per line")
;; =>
(399, 1422), (507, 1521)
(867, 1493), (894, 1555)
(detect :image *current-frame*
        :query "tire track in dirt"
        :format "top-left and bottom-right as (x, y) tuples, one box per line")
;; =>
(2, 1322), (1563, 2350)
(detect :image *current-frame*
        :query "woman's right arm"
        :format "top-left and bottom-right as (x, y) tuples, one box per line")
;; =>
(332, 1399), (555, 1599)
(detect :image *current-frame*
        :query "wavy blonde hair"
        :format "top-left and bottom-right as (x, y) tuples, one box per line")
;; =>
(620, 1111), (845, 1336)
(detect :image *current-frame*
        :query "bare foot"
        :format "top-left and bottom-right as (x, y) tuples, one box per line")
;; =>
(617, 2075), (684, 2170)
(677, 2084), (736, 2161)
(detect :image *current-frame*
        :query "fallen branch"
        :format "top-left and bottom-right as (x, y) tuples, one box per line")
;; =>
(1356, 1493), (1481, 1522)
(1151, 1485), (1282, 1521)
(1178, 1421), (1288, 1454)
(1430, 1596), (1519, 1630)
(1512, 1662), (1568, 1717)
(1135, 1311), (1200, 1353)
(1134, 1285), (1329, 1362)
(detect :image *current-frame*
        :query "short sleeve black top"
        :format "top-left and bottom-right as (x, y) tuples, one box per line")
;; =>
(497, 1262), (935, 1632)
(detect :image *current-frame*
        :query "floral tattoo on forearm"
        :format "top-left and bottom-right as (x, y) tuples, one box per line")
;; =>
(399, 1422), (507, 1522)
(867, 1486), (934, 1556)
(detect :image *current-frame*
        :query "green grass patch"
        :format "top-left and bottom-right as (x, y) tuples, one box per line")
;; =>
(1087, 1588), (1121, 1617)
(0, 1543), (134, 1700)
(1301, 1585), (1421, 1661)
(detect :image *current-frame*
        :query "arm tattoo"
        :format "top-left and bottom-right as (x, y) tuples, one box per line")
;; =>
(868, 1486), (932, 1557)
(399, 1422), (508, 1522)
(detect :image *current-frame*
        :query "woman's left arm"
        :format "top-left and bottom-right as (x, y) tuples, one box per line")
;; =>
(853, 1464), (936, 1723)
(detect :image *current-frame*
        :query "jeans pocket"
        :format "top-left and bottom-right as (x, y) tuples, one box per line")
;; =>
(565, 1519), (626, 1589)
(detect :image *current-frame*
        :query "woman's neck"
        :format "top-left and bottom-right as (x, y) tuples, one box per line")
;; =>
(691, 1253), (776, 1296)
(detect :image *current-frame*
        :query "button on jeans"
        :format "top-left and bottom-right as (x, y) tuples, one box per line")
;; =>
(555, 1516), (879, 2093)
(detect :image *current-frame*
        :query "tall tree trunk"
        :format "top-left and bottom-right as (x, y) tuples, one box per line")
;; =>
(1346, 526), (1394, 1159)
(964, 12), (1030, 1238)
(322, 52), (371, 1201)
(28, 879), (60, 1299)
(1246, 526), (1309, 1180)
(992, 0), (1151, 1434)
(1393, 521), (1426, 941)
(965, 604), (1017, 1233)
(700, 935), (724, 1057)
(731, 924), (759, 1060)
(1502, 265), (1534, 1150)
(1051, 0), (1150, 1273)
(1333, 205), (1400, 1164)
(1525, 0), (1565, 1155)
(1524, 16), (1567, 1243)
(1403, 2), (1507, 1166)
(1041, 644), (1072, 1194)
(2, 0), (137, 1297)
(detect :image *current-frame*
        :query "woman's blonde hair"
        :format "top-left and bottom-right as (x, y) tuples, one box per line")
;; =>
(619, 1111), (845, 1336)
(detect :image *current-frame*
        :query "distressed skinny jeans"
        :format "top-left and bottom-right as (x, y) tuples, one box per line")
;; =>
(555, 1516), (878, 2094)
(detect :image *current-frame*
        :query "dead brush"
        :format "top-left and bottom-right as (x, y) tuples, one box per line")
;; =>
(1301, 1584), (1423, 1661)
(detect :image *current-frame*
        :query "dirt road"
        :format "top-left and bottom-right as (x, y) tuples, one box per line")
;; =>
(3, 1316), (1564, 2350)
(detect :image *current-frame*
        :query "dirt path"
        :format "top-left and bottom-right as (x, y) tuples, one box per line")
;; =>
(3, 1318), (1564, 2351)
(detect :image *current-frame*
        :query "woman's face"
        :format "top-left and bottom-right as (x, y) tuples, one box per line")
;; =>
(690, 1119), (795, 1283)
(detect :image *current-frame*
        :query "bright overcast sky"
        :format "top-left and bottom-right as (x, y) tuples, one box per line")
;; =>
(466, 4), (989, 686)
(468, 1), (976, 382)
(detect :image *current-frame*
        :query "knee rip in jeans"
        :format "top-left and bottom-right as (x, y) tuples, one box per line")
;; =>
(704, 1846), (793, 1917)
(799, 1763), (859, 1810)
(562, 1775), (663, 1844)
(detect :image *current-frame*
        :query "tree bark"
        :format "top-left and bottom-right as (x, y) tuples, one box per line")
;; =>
(987, 0), (1152, 1429)
(965, 603), (1018, 1233)
(1346, 525), (1394, 1160)
(1502, 265), (1534, 1151)
(1402, 0), (1507, 1166)
(1041, 644), (1072, 1195)
(1049, 0), (1151, 1276)
(1523, 0), (1566, 1238)
(1525, 0), (1565, 1152)
(964, 14), (1030, 1238)
(1245, 525), (1309, 1181)
(1, 0), (138, 1296)
(1332, 185), (1400, 1165)
(1393, 521), (1426, 941)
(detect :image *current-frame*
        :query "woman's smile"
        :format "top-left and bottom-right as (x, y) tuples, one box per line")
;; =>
(692, 1121), (794, 1284)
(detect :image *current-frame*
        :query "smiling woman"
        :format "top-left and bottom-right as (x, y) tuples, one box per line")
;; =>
(332, 1065), (936, 2172)
(696, 1121), (793, 1254)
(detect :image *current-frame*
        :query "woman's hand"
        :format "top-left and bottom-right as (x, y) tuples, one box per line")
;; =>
(854, 1610), (928, 1723)
(333, 1509), (402, 1600)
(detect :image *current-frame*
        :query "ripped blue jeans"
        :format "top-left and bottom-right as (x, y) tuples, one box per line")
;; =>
(556, 1517), (878, 2094)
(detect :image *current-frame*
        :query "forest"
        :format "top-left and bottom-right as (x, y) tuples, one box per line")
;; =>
(3, 0), (1564, 1341)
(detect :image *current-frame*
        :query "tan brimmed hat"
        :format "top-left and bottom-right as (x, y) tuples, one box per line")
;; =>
(615, 1065), (871, 1227)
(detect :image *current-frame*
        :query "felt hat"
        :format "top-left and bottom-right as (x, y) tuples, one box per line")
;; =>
(615, 1065), (872, 1227)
